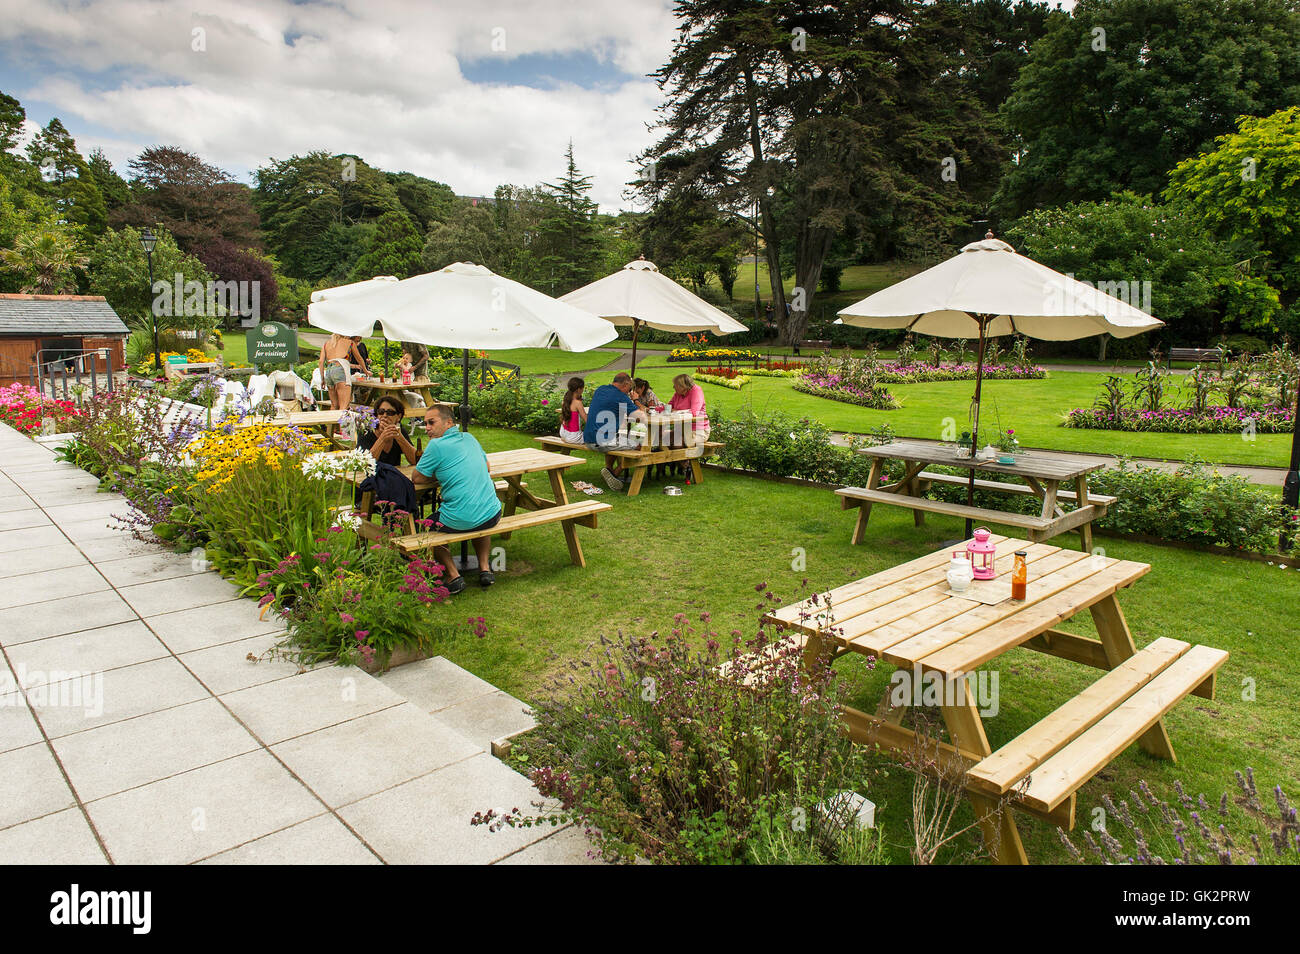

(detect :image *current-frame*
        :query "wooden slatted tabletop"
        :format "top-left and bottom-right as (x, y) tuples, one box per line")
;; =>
(858, 440), (1104, 481)
(765, 535), (1149, 678)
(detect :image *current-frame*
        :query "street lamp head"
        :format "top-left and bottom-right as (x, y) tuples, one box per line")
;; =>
(138, 228), (157, 254)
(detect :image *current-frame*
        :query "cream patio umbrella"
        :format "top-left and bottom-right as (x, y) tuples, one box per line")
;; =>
(309, 261), (617, 423)
(837, 233), (1164, 530)
(559, 258), (749, 375)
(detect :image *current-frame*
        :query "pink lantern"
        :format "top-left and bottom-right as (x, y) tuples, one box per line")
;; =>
(966, 527), (997, 580)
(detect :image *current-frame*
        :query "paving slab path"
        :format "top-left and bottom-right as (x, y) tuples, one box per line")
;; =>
(0, 423), (596, 865)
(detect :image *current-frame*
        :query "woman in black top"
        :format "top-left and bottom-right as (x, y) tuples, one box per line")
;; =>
(358, 396), (419, 466)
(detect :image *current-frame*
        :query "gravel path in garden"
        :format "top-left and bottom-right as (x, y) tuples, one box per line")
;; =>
(0, 424), (595, 865)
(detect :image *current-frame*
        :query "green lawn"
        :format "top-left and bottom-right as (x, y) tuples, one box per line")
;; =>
(437, 425), (1300, 864)
(577, 368), (1290, 467)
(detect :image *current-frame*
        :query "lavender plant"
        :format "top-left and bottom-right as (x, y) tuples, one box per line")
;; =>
(1058, 769), (1299, 865)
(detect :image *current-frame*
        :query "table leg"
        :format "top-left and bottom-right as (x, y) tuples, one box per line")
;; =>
(853, 458), (884, 545)
(1075, 475), (1094, 553)
(689, 458), (704, 484)
(1090, 594), (1177, 760)
(561, 517), (585, 567)
(898, 461), (929, 527)
(626, 465), (647, 496)
(548, 468), (570, 506)
(940, 679), (1029, 865)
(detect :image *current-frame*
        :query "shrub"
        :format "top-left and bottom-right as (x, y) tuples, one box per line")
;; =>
(1058, 769), (1298, 865)
(256, 531), (453, 668)
(711, 406), (894, 484)
(480, 606), (879, 864)
(924, 456), (1300, 553)
(468, 375), (561, 434)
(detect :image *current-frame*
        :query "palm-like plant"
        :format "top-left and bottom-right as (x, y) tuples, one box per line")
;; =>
(0, 228), (87, 294)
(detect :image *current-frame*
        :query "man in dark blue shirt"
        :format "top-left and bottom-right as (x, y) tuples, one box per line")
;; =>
(582, 372), (646, 491)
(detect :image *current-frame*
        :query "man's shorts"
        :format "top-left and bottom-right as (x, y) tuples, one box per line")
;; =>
(433, 507), (502, 534)
(586, 435), (640, 452)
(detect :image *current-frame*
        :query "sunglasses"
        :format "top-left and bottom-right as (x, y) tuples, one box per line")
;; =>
(377, 409), (402, 417)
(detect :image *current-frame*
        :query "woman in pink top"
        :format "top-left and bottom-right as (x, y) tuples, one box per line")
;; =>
(668, 373), (710, 440)
(558, 376), (587, 444)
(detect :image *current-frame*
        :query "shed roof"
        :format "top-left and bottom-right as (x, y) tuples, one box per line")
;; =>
(0, 294), (130, 336)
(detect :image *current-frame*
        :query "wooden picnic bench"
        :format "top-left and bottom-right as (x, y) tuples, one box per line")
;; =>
(535, 435), (725, 496)
(843, 441), (1114, 550)
(760, 534), (1229, 864)
(791, 338), (832, 355)
(358, 447), (611, 568)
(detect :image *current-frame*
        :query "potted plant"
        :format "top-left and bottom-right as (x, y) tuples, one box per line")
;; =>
(955, 430), (973, 458)
(992, 427), (1019, 463)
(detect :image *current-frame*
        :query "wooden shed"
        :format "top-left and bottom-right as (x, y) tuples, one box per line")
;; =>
(0, 294), (130, 387)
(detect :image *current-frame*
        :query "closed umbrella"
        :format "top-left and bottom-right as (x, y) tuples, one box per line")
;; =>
(560, 258), (748, 375)
(836, 233), (1164, 533)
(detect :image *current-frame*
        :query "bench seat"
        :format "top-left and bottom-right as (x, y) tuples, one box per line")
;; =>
(914, 471), (1116, 507)
(967, 636), (1228, 814)
(394, 499), (612, 567)
(837, 486), (1055, 532)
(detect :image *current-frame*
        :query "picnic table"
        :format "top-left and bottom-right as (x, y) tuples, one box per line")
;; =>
(536, 414), (724, 496)
(760, 534), (1228, 864)
(841, 440), (1115, 550)
(355, 447), (610, 568)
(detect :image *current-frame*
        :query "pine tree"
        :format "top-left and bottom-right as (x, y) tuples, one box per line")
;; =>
(535, 143), (603, 294)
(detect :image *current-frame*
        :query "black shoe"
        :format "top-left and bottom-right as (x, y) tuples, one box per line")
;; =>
(479, 571), (495, 587)
(445, 575), (466, 595)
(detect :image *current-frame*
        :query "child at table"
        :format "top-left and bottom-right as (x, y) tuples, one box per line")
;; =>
(631, 378), (661, 411)
(396, 351), (414, 384)
(559, 377), (587, 444)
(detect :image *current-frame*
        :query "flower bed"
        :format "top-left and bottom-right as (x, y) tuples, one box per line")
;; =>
(875, 362), (1045, 383)
(56, 387), (478, 667)
(695, 372), (750, 390)
(792, 373), (899, 410)
(0, 383), (83, 436)
(1063, 405), (1293, 434)
(748, 360), (808, 378)
(669, 347), (761, 362)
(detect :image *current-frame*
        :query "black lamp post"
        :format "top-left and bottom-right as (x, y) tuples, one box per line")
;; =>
(138, 228), (160, 373)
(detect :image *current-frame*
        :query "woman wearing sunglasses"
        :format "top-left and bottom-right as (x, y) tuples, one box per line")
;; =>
(359, 396), (420, 466)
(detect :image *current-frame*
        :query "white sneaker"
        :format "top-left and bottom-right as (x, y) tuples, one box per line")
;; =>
(600, 467), (624, 491)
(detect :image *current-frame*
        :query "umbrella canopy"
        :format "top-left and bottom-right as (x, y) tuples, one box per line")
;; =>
(559, 258), (748, 373)
(836, 235), (1163, 536)
(309, 275), (399, 304)
(307, 262), (617, 352)
(836, 238), (1163, 340)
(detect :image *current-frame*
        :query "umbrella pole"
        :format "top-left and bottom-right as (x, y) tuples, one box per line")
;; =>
(630, 319), (640, 377)
(460, 348), (471, 572)
(965, 317), (988, 539)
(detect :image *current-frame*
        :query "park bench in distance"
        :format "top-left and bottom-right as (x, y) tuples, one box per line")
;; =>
(1167, 346), (1224, 366)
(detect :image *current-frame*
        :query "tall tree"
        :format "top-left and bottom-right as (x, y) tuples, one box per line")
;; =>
(386, 171), (457, 232)
(254, 151), (402, 280)
(87, 226), (212, 328)
(1165, 106), (1300, 310)
(0, 91), (27, 157)
(646, 0), (1004, 343)
(85, 148), (131, 213)
(994, 0), (1300, 219)
(116, 146), (259, 250)
(535, 143), (604, 293)
(350, 210), (424, 280)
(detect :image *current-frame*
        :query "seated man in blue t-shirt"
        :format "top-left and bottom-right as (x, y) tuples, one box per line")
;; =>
(582, 372), (646, 491)
(411, 404), (503, 592)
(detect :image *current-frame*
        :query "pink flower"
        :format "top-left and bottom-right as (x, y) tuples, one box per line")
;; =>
(355, 630), (370, 641)
(339, 612), (355, 624)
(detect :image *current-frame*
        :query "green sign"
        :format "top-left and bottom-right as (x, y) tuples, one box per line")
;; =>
(246, 321), (299, 365)
(166, 355), (188, 365)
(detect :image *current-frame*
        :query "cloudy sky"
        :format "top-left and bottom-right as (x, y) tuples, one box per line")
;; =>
(1, 1), (1074, 211)
(0, 0), (680, 210)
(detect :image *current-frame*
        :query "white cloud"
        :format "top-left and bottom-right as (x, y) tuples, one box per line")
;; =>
(2, 0), (677, 209)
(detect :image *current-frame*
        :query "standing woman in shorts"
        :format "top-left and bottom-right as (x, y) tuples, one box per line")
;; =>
(319, 333), (369, 411)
